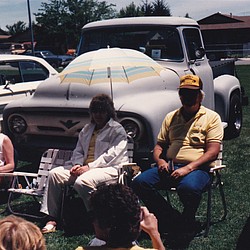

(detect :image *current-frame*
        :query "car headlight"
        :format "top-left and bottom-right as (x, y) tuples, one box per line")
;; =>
(120, 118), (143, 140)
(8, 115), (27, 134)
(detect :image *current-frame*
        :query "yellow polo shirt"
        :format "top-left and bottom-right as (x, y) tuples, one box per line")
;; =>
(157, 106), (223, 165)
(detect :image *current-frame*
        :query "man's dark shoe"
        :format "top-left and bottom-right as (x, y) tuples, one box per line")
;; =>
(181, 220), (204, 238)
(163, 221), (203, 249)
(163, 231), (191, 249)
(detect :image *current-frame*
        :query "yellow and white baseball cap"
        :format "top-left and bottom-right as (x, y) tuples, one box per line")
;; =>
(179, 74), (203, 90)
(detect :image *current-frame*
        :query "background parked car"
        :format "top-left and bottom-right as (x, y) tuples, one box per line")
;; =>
(58, 53), (75, 67)
(0, 54), (58, 113)
(23, 50), (74, 68)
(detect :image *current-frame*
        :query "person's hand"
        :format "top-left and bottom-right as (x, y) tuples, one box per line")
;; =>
(140, 206), (159, 236)
(171, 165), (191, 179)
(157, 159), (169, 173)
(70, 165), (89, 176)
(140, 207), (165, 250)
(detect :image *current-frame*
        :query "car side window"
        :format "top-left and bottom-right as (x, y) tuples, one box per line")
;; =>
(0, 62), (21, 84)
(19, 61), (49, 82)
(183, 28), (203, 61)
(0, 61), (50, 85)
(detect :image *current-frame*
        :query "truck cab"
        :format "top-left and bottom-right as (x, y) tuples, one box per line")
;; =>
(78, 17), (247, 138)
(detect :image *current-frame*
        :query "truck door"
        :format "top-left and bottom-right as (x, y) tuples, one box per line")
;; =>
(182, 28), (215, 110)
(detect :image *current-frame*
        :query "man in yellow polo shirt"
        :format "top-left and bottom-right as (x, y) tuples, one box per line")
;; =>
(131, 74), (223, 241)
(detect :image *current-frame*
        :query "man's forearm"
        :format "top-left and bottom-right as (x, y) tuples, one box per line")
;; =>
(185, 142), (221, 171)
(153, 143), (167, 163)
(149, 232), (165, 250)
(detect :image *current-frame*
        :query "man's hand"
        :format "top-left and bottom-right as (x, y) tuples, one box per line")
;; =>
(70, 164), (89, 176)
(157, 159), (169, 173)
(171, 165), (191, 179)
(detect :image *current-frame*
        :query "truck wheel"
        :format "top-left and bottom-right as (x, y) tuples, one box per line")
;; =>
(225, 93), (242, 139)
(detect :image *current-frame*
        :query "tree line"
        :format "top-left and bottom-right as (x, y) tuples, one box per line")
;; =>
(4, 0), (181, 54)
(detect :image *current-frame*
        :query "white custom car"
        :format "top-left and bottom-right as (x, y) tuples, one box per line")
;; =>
(0, 54), (58, 112)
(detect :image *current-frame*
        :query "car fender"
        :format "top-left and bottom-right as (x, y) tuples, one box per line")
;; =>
(214, 74), (241, 122)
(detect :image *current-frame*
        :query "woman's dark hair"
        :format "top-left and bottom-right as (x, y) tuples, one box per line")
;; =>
(89, 94), (117, 122)
(90, 183), (141, 247)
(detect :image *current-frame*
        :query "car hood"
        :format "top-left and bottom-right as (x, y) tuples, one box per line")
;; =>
(4, 68), (181, 141)
(4, 68), (180, 112)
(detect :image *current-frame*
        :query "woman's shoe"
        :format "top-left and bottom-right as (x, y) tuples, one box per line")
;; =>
(42, 221), (57, 234)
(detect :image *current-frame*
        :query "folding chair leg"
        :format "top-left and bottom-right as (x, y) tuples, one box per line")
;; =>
(7, 191), (46, 219)
(165, 190), (171, 204)
(7, 191), (21, 216)
(203, 173), (227, 237)
(217, 173), (227, 221)
(60, 185), (68, 222)
(204, 187), (212, 237)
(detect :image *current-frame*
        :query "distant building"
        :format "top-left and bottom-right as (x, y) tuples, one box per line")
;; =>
(198, 12), (250, 60)
(0, 28), (10, 41)
(0, 28), (11, 53)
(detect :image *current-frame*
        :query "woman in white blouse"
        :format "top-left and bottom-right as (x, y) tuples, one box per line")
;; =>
(41, 94), (129, 234)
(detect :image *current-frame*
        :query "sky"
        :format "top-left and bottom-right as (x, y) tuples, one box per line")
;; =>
(1, 0), (250, 30)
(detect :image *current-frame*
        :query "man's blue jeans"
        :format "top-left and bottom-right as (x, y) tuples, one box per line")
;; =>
(131, 165), (211, 232)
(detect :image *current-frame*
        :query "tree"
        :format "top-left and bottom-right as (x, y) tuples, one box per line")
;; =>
(34, 0), (116, 53)
(122, 0), (171, 17)
(151, 0), (171, 16)
(140, 0), (154, 16)
(6, 21), (28, 36)
(118, 2), (142, 17)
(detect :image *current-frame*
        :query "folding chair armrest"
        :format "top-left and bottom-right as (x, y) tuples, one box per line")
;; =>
(118, 163), (141, 185)
(0, 172), (38, 178)
(121, 163), (137, 167)
(210, 165), (226, 173)
(0, 173), (16, 177)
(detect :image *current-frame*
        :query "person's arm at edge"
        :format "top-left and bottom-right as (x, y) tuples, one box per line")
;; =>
(0, 136), (15, 173)
(140, 206), (165, 250)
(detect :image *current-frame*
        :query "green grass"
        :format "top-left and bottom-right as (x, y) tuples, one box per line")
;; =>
(0, 65), (250, 250)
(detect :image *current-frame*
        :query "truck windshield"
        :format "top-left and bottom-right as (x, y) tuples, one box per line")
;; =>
(79, 26), (183, 61)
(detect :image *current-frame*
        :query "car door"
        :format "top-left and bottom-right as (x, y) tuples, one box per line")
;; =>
(181, 27), (215, 110)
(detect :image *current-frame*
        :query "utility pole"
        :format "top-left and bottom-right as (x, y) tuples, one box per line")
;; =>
(27, 0), (35, 55)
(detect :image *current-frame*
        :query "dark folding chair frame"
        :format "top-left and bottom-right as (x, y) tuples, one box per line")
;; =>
(165, 143), (227, 237)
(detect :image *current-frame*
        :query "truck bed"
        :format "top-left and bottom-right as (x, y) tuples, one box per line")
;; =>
(209, 59), (236, 79)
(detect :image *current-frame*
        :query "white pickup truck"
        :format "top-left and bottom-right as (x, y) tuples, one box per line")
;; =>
(2, 16), (248, 166)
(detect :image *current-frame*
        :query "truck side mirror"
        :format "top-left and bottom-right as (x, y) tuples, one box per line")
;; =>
(195, 47), (205, 59)
(139, 47), (146, 54)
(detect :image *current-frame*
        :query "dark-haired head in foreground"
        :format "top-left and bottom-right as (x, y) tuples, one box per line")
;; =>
(90, 183), (141, 247)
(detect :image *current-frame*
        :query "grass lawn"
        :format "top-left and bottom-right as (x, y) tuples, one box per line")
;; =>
(0, 65), (249, 250)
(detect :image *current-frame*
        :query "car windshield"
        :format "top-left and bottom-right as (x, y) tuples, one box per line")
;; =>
(79, 26), (183, 61)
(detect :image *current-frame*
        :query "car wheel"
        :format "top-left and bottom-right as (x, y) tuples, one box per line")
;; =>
(224, 93), (242, 139)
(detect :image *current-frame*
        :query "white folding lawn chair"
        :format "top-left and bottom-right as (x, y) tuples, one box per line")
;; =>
(0, 148), (72, 219)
